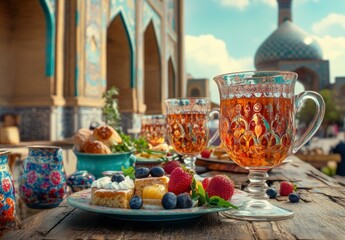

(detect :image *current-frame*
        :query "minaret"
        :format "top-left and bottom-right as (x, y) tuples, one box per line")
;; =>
(277, 0), (292, 26)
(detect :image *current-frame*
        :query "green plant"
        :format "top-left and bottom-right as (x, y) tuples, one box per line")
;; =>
(102, 87), (121, 132)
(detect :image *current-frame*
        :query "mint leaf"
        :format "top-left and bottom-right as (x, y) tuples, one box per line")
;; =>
(208, 196), (239, 209)
(197, 184), (207, 206)
(121, 166), (135, 180)
(191, 178), (199, 200)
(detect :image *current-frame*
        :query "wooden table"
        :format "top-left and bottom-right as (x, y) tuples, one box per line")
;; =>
(4, 156), (345, 240)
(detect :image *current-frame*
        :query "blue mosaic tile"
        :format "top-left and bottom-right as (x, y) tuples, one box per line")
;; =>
(255, 21), (323, 69)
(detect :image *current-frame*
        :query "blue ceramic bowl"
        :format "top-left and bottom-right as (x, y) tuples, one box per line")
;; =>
(74, 151), (136, 179)
(67, 170), (95, 192)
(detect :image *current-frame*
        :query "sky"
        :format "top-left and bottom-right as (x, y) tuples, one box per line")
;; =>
(184, 0), (345, 103)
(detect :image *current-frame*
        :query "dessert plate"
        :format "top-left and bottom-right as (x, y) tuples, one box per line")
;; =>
(67, 189), (246, 222)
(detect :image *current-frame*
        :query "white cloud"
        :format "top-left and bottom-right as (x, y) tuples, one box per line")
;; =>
(218, 0), (276, 9)
(312, 13), (345, 35)
(218, 0), (249, 10)
(254, 0), (276, 8)
(185, 34), (253, 103)
(314, 35), (345, 81)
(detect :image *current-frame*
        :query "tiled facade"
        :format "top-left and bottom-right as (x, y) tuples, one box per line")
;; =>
(0, 0), (185, 141)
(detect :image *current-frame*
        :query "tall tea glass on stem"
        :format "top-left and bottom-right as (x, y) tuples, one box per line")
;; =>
(140, 114), (166, 147)
(214, 71), (325, 221)
(165, 98), (219, 174)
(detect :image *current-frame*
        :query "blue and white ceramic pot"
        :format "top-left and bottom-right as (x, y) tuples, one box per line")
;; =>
(0, 150), (16, 229)
(18, 146), (66, 209)
(67, 170), (95, 192)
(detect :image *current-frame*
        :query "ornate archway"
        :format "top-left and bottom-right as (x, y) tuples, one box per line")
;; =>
(0, 0), (50, 101)
(168, 57), (176, 98)
(144, 21), (162, 114)
(107, 13), (134, 111)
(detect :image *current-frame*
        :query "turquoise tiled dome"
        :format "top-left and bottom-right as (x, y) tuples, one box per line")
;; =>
(254, 21), (323, 69)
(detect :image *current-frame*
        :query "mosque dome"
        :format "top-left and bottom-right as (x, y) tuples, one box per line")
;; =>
(254, 20), (323, 69)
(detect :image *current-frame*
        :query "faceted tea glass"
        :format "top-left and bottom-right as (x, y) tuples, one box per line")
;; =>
(213, 71), (325, 221)
(140, 115), (166, 147)
(165, 98), (219, 173)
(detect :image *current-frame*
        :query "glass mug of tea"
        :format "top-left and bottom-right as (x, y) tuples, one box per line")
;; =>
(140, 115), (166, 147)
(165, 98), (219, 173)
(214, 71), (325, 220)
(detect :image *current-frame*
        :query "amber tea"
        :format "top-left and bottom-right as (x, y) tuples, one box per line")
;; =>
(220, 97), (293, 168)
(167, 113), (208, 155)
(140, 123), (165, 146)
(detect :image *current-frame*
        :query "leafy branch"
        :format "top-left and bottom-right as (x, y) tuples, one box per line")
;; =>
(102, 87), (121, 132)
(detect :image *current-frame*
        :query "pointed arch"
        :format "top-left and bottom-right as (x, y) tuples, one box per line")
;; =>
(107, 12), (134, 111)
(39, 0), (55, 76)
(144, 20), (162, 114)
(168, 57), (176, 98)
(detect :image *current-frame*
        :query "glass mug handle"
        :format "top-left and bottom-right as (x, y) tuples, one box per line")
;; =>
(208, 108), (220, 148)
(293, 91), (325, 154)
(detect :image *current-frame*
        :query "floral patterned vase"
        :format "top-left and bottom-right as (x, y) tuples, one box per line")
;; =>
(0, 150), (16, 229)
(18, 146), (66, 209)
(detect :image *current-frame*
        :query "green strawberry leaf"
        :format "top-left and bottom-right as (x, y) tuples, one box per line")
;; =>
(121, 166), (135, 180)
(208, 196), (239, 209)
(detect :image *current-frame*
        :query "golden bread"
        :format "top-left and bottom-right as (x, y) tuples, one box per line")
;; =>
(90, 187), (134, 209)
(91, 125), (122, 147)
(73, 128), (92, 152)
(83, 140), (112, 154)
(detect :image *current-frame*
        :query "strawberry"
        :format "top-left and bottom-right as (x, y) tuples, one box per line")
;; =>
(279, 181), (294, 196)
(163, 160), (181, 174)
(168, 167), (193, 195)
(206, 175), (234, 200)
(201, 149), (212, 158)
(202, 177), (211, 190)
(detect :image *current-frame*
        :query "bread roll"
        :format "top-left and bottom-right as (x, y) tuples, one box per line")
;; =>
(91, 125), (122, 147)
(74, 128), (92, 152)
(83, 140), (112, 154)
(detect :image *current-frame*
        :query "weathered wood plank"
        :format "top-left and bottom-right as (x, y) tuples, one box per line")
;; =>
(3, 202), (75, 240)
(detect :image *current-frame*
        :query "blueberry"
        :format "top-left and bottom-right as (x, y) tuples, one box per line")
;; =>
(150, 166), (165, 177)
(129, 196), (143, 209)
(288, 193), (300, 203)
(176, 193), (193, 209)
(266, 188), (277, 198)
(111, 173), (125, 183)
(162, 192), (177, 209)
(135, 167), (150, 179)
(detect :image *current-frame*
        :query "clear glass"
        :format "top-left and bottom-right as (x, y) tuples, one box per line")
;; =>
(214, 71), (325, 221)
(140, 114), (166, 147)
(165, 98), (219, 173)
